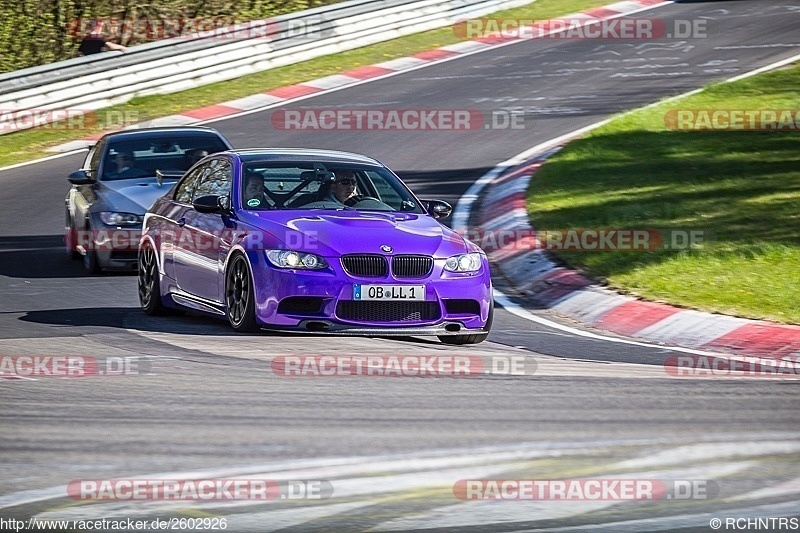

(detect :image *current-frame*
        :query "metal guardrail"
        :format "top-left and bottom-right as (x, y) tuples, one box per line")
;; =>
(0, 0), (532, 134)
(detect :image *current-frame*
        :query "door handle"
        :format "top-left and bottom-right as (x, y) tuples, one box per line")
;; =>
(177, 217), (186, 227)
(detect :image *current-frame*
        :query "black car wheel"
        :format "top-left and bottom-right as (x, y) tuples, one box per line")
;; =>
(83, 222), (100, 274)
(138, 243), (167, 315)
(65, 213), (80, 259)
(225, 254), (259, 333)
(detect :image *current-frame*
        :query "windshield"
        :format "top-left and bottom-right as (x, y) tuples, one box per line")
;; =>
(102, 135), (229, 181)
(241, 162), (426, 214)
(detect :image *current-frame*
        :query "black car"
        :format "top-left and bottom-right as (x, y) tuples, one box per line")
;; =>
(65, 126), (233, 273)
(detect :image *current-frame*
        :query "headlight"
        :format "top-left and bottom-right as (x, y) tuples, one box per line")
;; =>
(266, 250), (328, 270)
(99, 212), (143, 226)
(444, 252), (482, 273)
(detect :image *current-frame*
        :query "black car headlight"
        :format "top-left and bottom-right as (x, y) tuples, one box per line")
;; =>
(99, 212), (143, 226)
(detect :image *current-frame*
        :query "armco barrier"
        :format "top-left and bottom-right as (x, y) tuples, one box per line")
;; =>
(0, 0), (532, 134)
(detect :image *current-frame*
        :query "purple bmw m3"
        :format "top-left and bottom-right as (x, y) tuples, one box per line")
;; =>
(138, 149), (492, 344)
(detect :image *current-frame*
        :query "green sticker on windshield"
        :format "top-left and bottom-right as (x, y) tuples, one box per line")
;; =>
(247, 198), (261, 207)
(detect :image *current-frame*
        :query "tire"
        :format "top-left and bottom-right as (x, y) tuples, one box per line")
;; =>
(438, 298), (493, 345)
(83, 223), (101, 274)
(225, 254), (259, 333)
(138, 243), (168, 315)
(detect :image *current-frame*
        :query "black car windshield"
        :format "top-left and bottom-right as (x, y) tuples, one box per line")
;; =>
(102, 135), (229, 181)
(241, 162), (426, 214)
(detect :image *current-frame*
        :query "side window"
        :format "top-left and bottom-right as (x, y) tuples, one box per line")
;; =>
(174, 163), (208, 203)
(193, 158), (232, 200)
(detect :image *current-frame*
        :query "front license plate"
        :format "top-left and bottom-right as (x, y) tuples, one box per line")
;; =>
(353, 284), (425, 301)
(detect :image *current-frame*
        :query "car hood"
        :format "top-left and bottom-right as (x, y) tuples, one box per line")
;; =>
(96, 178), (177, 214)
(241, 210), (479, 257)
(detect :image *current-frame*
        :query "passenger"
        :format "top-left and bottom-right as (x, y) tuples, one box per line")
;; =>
(184, 149), (208, 169)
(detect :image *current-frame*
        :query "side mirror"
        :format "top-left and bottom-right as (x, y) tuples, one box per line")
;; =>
(68, 170), (93, 185)
(424, 199), (452, 219)
(193, 195), (230, 214)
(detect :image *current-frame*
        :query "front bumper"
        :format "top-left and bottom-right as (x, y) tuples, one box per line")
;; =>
(248, 251), (492, 331)
(93, 227), (142, 270)
(77, 222), (142, 270)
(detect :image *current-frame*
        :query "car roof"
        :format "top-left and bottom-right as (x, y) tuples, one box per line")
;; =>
(100, 126), (226, 142)
(229, 148), (383, 166)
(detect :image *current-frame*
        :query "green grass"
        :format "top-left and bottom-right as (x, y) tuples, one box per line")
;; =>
(527, 64), (800, 324)
(0, 0), (610, 168)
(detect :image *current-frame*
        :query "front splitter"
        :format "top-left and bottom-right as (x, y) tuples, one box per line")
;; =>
(261, 320), (488, 337)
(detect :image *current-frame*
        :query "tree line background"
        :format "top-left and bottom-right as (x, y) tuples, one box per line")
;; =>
(0, 0), (343, 74)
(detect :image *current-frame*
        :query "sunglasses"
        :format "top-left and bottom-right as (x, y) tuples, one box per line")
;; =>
(335, 179), (356, 185)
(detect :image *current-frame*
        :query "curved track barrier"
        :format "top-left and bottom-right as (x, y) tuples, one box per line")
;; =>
(0, 0), (531, 135)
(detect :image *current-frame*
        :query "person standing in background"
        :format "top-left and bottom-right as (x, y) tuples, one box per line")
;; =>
(78, 27), (128, 55)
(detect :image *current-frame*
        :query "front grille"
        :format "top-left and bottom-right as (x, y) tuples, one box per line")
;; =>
(391, 255), (433, 278)
(341, 255), (388, 277)
(336, 301), (441, 323)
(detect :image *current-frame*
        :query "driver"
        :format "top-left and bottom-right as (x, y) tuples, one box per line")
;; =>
(107, 151), (148, 179)
(326, 170), (360, 205)
(243, 171), (270, 208)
